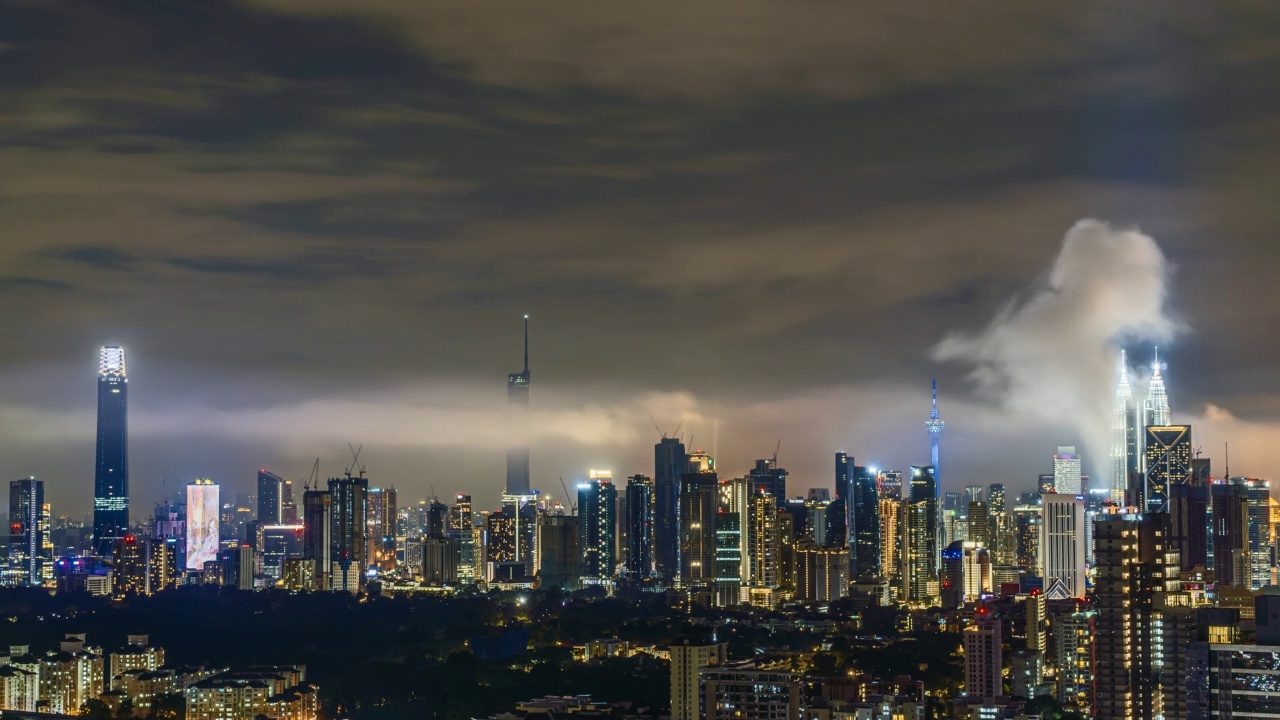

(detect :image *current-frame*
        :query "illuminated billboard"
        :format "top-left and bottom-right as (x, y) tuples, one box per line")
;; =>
(186, 479), (220, 570)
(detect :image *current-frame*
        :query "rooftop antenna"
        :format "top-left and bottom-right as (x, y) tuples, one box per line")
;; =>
(1225, 442), (1230, 481)
(523, 314), (529, 374)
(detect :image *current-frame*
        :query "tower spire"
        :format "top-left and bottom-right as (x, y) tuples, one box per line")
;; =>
(523, 314), (529, 373)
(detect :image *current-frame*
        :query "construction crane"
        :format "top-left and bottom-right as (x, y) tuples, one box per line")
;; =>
(559, 476), (577, 514)
(346, 443), (366, 478)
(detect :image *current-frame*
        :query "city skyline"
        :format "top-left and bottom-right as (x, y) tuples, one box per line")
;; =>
(4, 3), (1280, 515)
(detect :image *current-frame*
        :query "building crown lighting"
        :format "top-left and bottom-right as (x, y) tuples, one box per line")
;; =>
(99, 346), (126, 378)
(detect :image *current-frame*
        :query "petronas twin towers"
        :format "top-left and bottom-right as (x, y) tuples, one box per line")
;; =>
(1109, 348), (1175, 505)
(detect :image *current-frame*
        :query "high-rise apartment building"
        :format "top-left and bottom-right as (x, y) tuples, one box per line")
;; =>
(795, 544), (849, 602)
(964, 612), (1002, 699)
(366, 486), (397, 572)
(1055, 610), (1098, 713)
(701, 669), (801, 720)
(535, 513), (579, 590)
(1040, 493), (1086, 599)
(748, 458), (787, 511)
(93, 346), (129, 556)
(452, 495), (475, 583)
(112, 535), (148, 598)
(7, 478), (44, 586)
(988, 484), (1006, 515)
(746, 493), (780, 592)
(968, 501), (989, 547)
(1094, 513), (1181, 720)
(578, 470), (617, 585)
(669, 639), (726, 720)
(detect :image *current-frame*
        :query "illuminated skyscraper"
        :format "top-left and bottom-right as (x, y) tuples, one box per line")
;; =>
(906, 465), (939, 603)
(185, 480), (220, 572)
(256, 469), (283, 525)
(1144, 348), (1171, 427)
(302, 488), (332, 590)
(747, 458), (787, 511)
(714, 511), (742, 606)
(680, 469), (718, 587)
(506, 316), (531, 496)
(7, 478), (45, 585)
(1110, 351), (1139, 504)
(964, 612), (1002, 699)
(328, 474), (369, 592)
(624, 475), (653, 579)
(653, 436), (688, 581)
(988, 483), (1006, 515)
(1143, 425), (1190, 514)
(1053, 446), (1082, 495)
(746, 493), (780, 590)
(1040, 493), (1086, 599)
(452, 495), (476, 583)
(578, 470), (617, 585)
(366, 486), (397, 571)
(926, 380), (944, 476)
(851, 465), (880, 580)
(93, 346), (129, 556)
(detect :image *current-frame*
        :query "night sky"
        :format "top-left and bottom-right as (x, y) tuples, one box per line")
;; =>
(4, 1), (1279, 515)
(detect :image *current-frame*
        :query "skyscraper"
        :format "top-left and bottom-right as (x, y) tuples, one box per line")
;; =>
(93, 346), (129, 556)
(964, 611), (1002, 699)
(577, 470), (617, 585)
(1143, 425), (1191, 513)
(1040, 493), (1086, 599)
(654, 436), (688, 581)
(851, 465), (880, 580)
(506, 316), (531, 496)
(328, 474), (369, 592)
(1144, 348), (1171, 427)
(1053, 446), (1082, 495)
(746, 493), (780, 592)
(1242, 477), (1272, 590)
(624, 475), (653, 579)
(714, 511), (742, 606)
(1110, 350), (1139, 504)
(185, 479), (220, 572)
(748, 458), (787, 511)
(967, 501), (989, 547)
(535, 513), (579, 590)
(1211, 481), (1250, 588)
(988, 483), (1006, 515)
(926, 380), (944, 476)
(679, 468), (718, 588)
(366, 486), (397, 571)
(257, 469), (283, 525)
(302, 488), (332, 590)
(906, 465), (939, 603)
(7, 478), (45, 585)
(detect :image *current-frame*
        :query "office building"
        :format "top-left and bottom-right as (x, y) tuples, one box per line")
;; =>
(257, 469), (283, 525)
(366, 486), (397, 572)
(423, 536), (459, 585)
(851, 464), (880, 581)
(1055, 610), (1097, 713)
(905, 466), (938, 603)
(988, 484), (1006, 515)
(1170, 481), (1209, 571)
(941, 541), (964, 609)
(302, 489), (332, 590)
(1144, 425), (1191, 513)
(7, 478), (44, 586)
(713, 512), (742, 606)
(680, 469), (718, 587)
(186, 479), (220, 571)
(260, 525), (303, 580)
(1040, 493), (1086, 599)
(1054, 447), (1082, 495)
(968, 501), (989, 547)
(535, 514), (579, 590)
(578, 470), (617, 585)
(328, 474), (368, 592)
(452, 495), (475, 583)
(795, 544), (849, 602)
(1144, 349), (1172, 427)
(654, 437), (688, 581)
(879, 495), (900, 582)
(962, 542), (992, 600)
(93, 346), (130, 556)
(624, 475), (653, 579)
(964, 612), (1002, 698)
(1211, 482), (1250, 588)
(1240, 478), (1272, 590)
(670, 639), (727, 720)
(506, 316), (531, 496)
(1110, 351), (1140, 504)
(701, 668), (801, 720)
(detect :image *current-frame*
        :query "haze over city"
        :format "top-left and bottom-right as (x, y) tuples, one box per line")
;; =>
(4, 2), (1279, 513)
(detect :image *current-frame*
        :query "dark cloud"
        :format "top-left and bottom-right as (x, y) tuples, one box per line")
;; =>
(1, 0), (1278, 513)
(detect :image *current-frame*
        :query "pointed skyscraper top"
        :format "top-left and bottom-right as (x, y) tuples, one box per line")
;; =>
(523, 314), (529, 373)
(926, 379), (944, 433)
(1146, 346), (1171, 426)
(1118, 348), (1129, 384)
